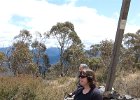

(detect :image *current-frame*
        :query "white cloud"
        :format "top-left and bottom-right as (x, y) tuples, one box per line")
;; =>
(0, 0), (139, 49)
(125, 24), (140, 34)
(0, 21), (21, 47)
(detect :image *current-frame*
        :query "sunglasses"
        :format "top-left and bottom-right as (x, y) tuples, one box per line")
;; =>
(79, 75), (87, 78)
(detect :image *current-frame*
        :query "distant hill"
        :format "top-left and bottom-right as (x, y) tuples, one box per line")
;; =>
(46, 47), (60, 64)
(0, 47), (9, 54)
(0, 47), (60, 64)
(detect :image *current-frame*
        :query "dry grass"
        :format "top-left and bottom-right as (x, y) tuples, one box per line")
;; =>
(0, 70), (140, 100)
(114, 71), (140, 98)
(0, 67), (7, 73)
(95, 67), (140, 98)
(0, 75), (76, 100)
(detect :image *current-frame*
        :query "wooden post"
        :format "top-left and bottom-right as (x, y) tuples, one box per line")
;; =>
(105, 0), (131, 92)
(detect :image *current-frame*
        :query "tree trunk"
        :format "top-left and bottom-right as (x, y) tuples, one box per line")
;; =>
(60, 46), (64, 73)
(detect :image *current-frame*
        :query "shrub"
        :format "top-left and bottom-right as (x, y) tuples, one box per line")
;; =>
(0, 75), (76, 100)
(114, 72), (140, 97)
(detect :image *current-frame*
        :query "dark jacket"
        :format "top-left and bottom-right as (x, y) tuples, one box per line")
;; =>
(74, 86), (103, 100)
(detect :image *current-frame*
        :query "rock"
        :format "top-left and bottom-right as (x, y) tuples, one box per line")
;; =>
(122, 95), (133, 100)
(98, 86), (139, 100)
(132, 98), (140, 100)
(103, 91), (121, 99)
(103, 92), (139, 100)
(98, 86), (105, 94)
(64, 93), (74, 100)
(64, 86), (140, 100)
(98, 86), (115, 95)
(64, 97), (74, 100)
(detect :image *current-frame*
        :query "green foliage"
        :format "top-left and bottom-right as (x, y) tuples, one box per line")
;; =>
(32, 41), (46, 53)
(89, 40), (114, 83)
(100, 40), (113, 67)
(43, 54), (50, 67)
(27, 63), (38, 74)
(0, 86), (19, 100)
(135, 63), (140, 70)
(96, 71), (107, 84)
(45, 21), (82, 72)
(0, 67), (7, 73)
(90, 44), (100, 57)
(14, 29), (32, 45)
(63, 44), (85, 70)
(10, 31), (36, 75)
(87, 58), (101, 70)
(0, 52), (5, 67)
(31, 32), (49, 69)
(119, 48), (135, 71)
(90, 40), (114, 68)
(0, 52), (5, 61)
(123, 29), (140, 69)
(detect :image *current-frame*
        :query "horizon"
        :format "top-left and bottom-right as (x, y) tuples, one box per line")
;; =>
(0, 0), (140, 49)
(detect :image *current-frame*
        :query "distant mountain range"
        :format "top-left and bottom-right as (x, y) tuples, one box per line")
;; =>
(45, 47), (60, 64)
(0, 47), (60, 64)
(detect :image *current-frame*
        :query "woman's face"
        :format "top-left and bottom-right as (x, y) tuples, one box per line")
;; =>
(79, 75), (88, 87)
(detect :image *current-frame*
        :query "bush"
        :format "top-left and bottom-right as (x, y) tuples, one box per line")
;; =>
(114, 72), (140, 97)
(0, 67), (7, 73)
(135, 63), (140, 70)
(0, 75), (76, 100)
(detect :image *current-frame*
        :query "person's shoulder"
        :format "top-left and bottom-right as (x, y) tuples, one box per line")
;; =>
(91, 88), (103, 100)
(93, 88), (101, 94)
(74, 87), (84, 99)
(75, 87), (83, 95)
(77, 87), (84, 92)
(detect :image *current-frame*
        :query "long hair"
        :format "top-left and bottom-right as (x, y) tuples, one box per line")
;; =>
(81, 69), (97, 88)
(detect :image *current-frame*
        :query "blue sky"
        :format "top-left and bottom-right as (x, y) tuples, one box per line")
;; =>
(47, 0), (140, 24)
(9, 15), (32, 29)
(0, 0), (140, 48)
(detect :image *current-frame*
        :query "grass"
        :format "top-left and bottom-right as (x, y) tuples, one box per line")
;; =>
(0, 70), (140, 100)
(114, 71), (140, 98)
(0, 67), (7, 73)
(0, 75), (76, 100)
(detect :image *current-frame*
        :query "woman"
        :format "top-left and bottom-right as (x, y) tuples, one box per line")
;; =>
(74, 69), (103, 100)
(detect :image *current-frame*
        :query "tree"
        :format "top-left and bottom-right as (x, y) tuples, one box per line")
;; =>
(63, 43), (85, 70)
(10, 30), (35, 75)
(0, 52), (5, 66)
(90, 44), (100, 57)
(11, 41), (33, 75)
(31, 40), (46, 67)
(87, 58), (101, 71)
(100, 40), (113, 68)
(31, 32), (49, 66)
(31, 32), (49, 78)
(0, 52), (8, 73)
(14, 29), (32, 45)
(4, 47), (15, 70)
(43, 54), (50, 68)
(123, 29), (140, 69)
(119, 48), (135, 71)
(45, 21), (81, 72)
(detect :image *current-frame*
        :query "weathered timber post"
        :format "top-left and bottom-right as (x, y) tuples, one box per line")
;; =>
(105, 0), (131, 92)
